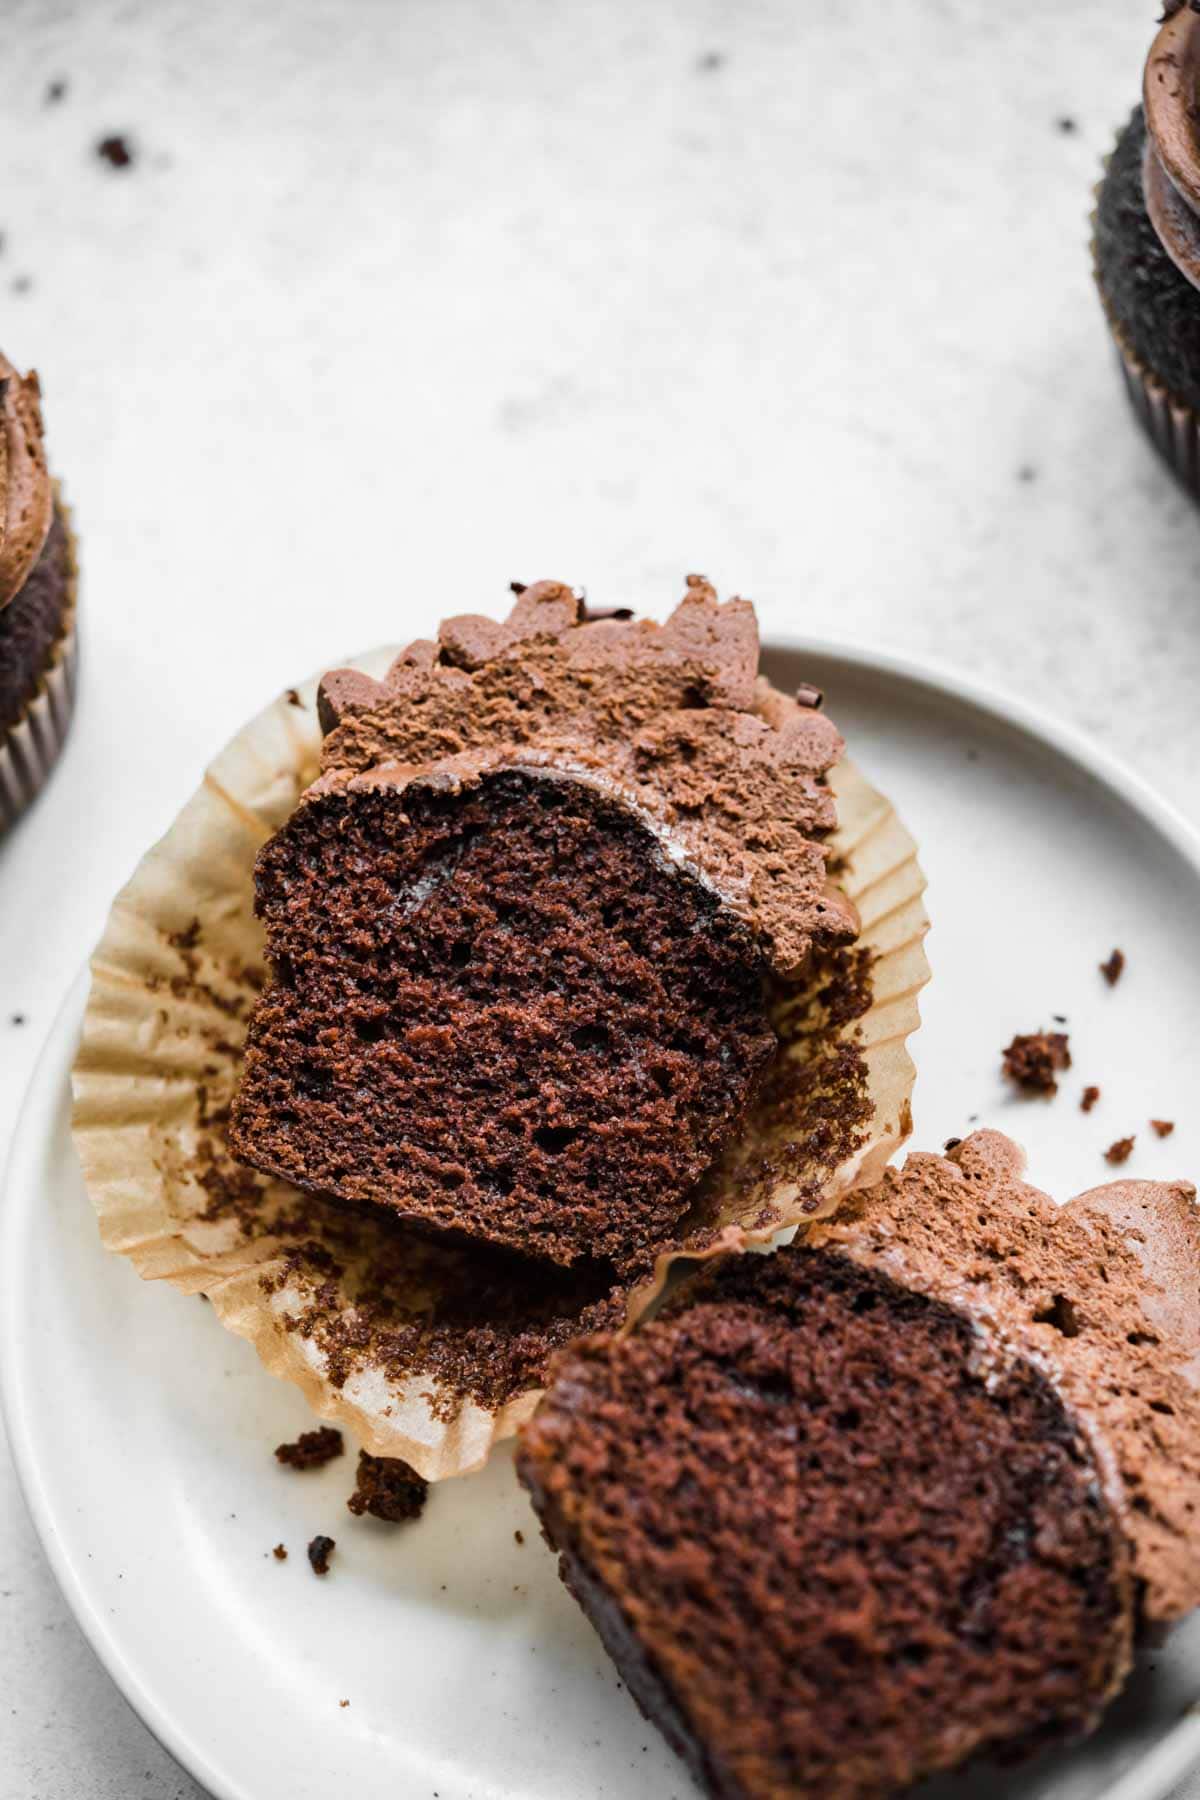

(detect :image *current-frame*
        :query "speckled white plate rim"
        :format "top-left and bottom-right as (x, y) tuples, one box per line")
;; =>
(4, 631), (1200, 1800)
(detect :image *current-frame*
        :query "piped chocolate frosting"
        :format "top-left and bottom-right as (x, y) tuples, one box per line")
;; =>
(0, 353), (53, 610)
(317, 577), (856, 978)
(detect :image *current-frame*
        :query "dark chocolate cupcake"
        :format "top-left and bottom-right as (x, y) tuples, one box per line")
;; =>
(1094, 3), (1200, 494)
(519, 1132), (1200, 1799)
(0, 352), (78, 830)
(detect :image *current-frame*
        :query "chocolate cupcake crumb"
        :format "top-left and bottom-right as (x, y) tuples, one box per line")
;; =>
(307, 1534), (336, 1575)
(1152, 1119), (1176, 1138)
(346, 1450), (427, 1523)
(275, 1426), (344, 1471)
(95, 133), (135, 169)
(271, 1543), (287, 1561)
(1100, 949), (1126, 987)
(1082, 1086), (1101, 1114)
(1002, 1030), (1071, 1094)
(514, 1529), (524, 1545)
(1105, 1136), (1136, 1166)
(44, 78), (68, 105)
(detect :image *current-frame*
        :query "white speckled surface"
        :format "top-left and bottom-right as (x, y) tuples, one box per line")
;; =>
(1, 0), (1197, 1795)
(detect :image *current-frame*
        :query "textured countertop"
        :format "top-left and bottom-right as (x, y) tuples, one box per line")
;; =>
(2, 1), (1198, 1795)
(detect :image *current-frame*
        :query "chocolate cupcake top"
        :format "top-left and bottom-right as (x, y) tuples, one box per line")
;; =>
(0, 353), (52, 610)
(317, 577), (856, 977)
(807, 1130), (1200, 1625)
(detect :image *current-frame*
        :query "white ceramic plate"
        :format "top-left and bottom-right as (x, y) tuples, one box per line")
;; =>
(5, 638), (1200, 1800)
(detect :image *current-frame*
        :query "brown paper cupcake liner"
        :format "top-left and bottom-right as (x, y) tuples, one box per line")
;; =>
(0, 492), (79, 833)
(72, 650), (929, 1480)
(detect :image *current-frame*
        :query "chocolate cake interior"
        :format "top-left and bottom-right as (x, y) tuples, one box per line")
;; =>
(231, 765), (777, 1270)
(518, 1248), (1128, 1800)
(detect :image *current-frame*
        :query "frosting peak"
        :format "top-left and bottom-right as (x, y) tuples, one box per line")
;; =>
(0, 353), (52, 609)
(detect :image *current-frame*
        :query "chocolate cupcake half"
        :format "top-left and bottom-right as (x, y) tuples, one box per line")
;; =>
(0, 354), (78, 830)
(518, 1131), (1200, 1799)
(229, 580), (861, 1275)
(1094, 4), (1200, 494)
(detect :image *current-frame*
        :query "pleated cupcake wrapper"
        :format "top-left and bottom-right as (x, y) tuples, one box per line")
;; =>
(72, 650), (930, 1481)
(0, 491), (79, 833)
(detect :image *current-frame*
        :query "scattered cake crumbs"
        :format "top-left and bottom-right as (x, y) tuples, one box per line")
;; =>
(1151, 1119), (1176, 1138)
(1081, 1086), (1101, 1114)
(1002, 1031), (1071, 1095)
(1100, 948), (1126, 987)
(1105, 1136), (1135, 1166)
(272, 1543), (288, 1561)
(307, 1534), (336, 1575)
(275, 1426), (344, 1471)
(346, 1450), (427, 1523)
(514, 1529), (525, 1545)
(96, 133), (135, 169)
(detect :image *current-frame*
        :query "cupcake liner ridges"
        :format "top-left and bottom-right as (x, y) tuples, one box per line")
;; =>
(0, 496), (79, 832)
(72, 649), (929, 1480)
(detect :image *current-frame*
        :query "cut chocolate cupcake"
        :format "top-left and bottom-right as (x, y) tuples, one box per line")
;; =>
(231, 582), (859, 1272)
(0, 353), (78, 829)
(231, 759), (776, 1268)
(518, 1132), (1200, 1800)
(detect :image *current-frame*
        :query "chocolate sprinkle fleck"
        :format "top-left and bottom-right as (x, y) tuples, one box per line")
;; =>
(794, 683), (823, 709)
(307, 1534), (336, 1575)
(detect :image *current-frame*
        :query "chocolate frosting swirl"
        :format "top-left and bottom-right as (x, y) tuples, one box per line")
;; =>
(0, 353), (52, 610)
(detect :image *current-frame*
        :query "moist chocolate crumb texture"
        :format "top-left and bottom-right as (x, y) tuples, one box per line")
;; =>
(518, 1131), (1200, 1800)
(0, 351), (78, 829)
(1093, 4), (1200, 490)
(229, 579), (860, 1275)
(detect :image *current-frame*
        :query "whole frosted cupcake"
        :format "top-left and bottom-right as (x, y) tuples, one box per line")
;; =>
(1094, 2), (1200, 492)
(0, 352), (78, 829)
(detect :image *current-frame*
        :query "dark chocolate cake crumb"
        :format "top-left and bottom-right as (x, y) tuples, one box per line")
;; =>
(1152, 1119), (1176, 1138)
(10, 1013), (25, 1026)
(307, 1534), (336, 1575)
(45, 78), (67, 105)
(1053, 1013), (1068, 1024)
(95, 133), (135, 169)
(1002, 1031), (1071, 1095)
(1100, 948), (1126, 987)
(514, 1529), (525, 1545)
(274, 1426), (344, 1471)
(346, 1450), (427, 1523)
(1105, 1136), (1135, 1166)
(1057, 115), (1078, 133)
(1081, 1086), (1101, 1114)
(272, 1543), (287, 1561)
